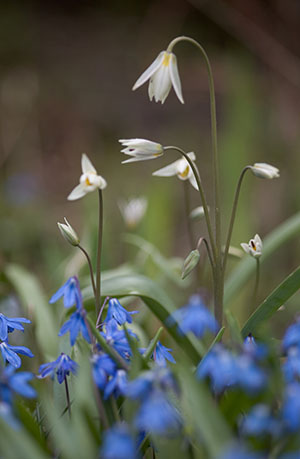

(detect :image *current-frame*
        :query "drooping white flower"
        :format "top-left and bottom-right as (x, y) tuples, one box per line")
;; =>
(241, 234), (263, 259)
(57, 218), (80, 246)
(250, 163), (280, 179)
(119, 139), (164, 164)
(67, 154), (107, 201)
(132, 51), (184, 104)
(152, 152), (198, 190)
(118, 197), (148, 228)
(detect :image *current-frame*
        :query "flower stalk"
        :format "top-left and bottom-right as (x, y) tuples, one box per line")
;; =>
(64, 376), (71, 419)
(78, 245), (97, 298)
(96, 189), (104, 317)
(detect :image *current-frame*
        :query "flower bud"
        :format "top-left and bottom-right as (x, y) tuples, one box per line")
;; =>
(250, 163), (279, 179)
(57, 218), (80, 247)
(182, 250), (200, 279)
(190, 206), (207, 221)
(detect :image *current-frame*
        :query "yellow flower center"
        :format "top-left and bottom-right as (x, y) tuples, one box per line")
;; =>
(178, 166), (190, 179)
(85, 177), (92, 186)
(162, 53), (171, 67)
(250, 240), (256, 251)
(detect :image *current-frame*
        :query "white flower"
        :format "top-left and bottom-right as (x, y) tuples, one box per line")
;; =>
(118, 197), (148, 228)
(241, 234), (263, 259)
(132, 51), (184, 104)
(152, 152), (198, 190)
(57, 218), (80, 246)
(119, 138), (164, 164)
(250, 163), (280, 179)
(68, 154), (107, 201)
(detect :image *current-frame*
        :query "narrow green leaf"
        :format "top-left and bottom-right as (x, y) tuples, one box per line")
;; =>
(207, 326), (225, 352)
(241, 266), (300, 337)
(83, 274), (202, 365)
(5, 263), (58, 358)
(143, 327), (164, 362)
(225, 211), (300, 306)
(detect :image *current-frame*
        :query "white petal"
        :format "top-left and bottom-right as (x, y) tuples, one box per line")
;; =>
(67, 183), (87, 201)
(122, 155), (158, 164)
(254, 234), (262, 248)
(241, 243), (250, 255)
(148, 78), (154, 101)
(152, 65), (172, 103)
(169, 54), (184, 104)
(188, 173), (199, 190)
(152, 161), (179, 177)
(81, 153), (97, 174)
(132, 52), (165, 91)
(187, 151), (196, 161)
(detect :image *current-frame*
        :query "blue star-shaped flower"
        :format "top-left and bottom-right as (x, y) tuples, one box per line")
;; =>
(101, 319), (135, 360)
(58, 308), (91, 346)
(0, 314), (31, 341)
(105, 298), (138, 325)
(0, 340), (34, 368)
(104, 369), (128, 400)
(282, 383), (300, 432)
(49, 276), (82, 309)
(0, 365), (36, 404)
(38, 353), (78, 384)
(240, 404), (282, 437)
(92, 353), (116, 390)
(167, 294), (218, 338)
(153, 341), (176, 367)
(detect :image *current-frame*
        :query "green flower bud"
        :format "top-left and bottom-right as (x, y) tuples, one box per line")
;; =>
(57, 218), (80, 247)
(182, 249), (200, 279)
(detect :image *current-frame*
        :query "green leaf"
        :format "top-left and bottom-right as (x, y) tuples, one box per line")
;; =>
(5, 263), (58, 358)
(83, 274), (202, 365)
(143, 327), (164, 363)
(225, 211), (300, 307)
(241, 266), (300, 337)
(176, 363), (232, 457)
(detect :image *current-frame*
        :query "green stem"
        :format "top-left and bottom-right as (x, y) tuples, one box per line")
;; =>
(64, 377), (71, 419)
(252, 258), (260, 311)
(96, 189), (103, 317)
(78, 245), (96, 298)
(222, 166), (250, 275)
(164, 146), (216, 265)
(183, 180), (194, 250)
(196, 236), (214, 272)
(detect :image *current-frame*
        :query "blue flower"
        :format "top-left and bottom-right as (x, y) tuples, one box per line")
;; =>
(125, 371), (154, 400)
(104, 369), (128, 400)
(219, 443), (264, 459)
(282, 383), (300, 432)
(101, 319), (134, 360)
(0, 365), (36, 404)
(167, 294), (218, 338)
(92, 353), (116, 390)
(50, 276), (82, 309)
(283, 320), (300, 352)
(135, 390), (181, 435)
(0, 340), (34, 368)
(240, 404), (281, 437)
(197, 344), (267, 395)
(101, 423), (138, 459)
(283, 346), (300, 383)
(0, 314), (31, 341)
(38, 353), (78, 384)
(106, 298), (138, 325)
(153, 341), (176, 367)
(197, 344), (237, 393)
(58, 308), (91, 346)
(243, 335), (267, 361)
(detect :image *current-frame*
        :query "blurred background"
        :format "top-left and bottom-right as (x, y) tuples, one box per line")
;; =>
(1, 0), (300, 341)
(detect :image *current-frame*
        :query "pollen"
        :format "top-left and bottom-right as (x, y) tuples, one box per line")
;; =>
(162, 52), (171, 67)
(85, 177), (92, 186)
(250, 240), (257, 251)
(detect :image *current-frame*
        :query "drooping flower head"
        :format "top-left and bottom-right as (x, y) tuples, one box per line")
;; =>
(152, 341), (176, 367)
(58, 308), (91, 347)
(119, 138), (163, 164)
(92, 353), (116, 390)
(105, 298), (138, 326)
(240, 404), (282, 438)
(132, 50), (184, 104)
(0, 313), (31, 342)
(249, 163), (280, 179)
(100, 319), (134, 360)
(49, 276), (82, 309)
(118, 197), (148, 228)
(241, 234), (263, 259)
(0, 340), (34, 369)
(103, 369), (128, 400)
(152, 152), (199, 190)
(167, 294), (218, 339)
(68, 153), (107, 201)
(282, 383), (300, 432)
(38, 353), (78, 384)
(282, 319), (300, 352)
(0, 365), (36, 405)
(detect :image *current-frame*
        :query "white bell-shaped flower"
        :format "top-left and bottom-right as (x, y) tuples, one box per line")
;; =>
(119, 139), (164, 164)
(250, 163), (279, 179)
(241, 234), (263, 259)
(132, 51), (184, 104)
(152, 152), (198, 190)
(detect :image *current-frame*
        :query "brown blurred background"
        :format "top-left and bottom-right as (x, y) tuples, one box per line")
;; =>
(1, 0), (300, 331)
